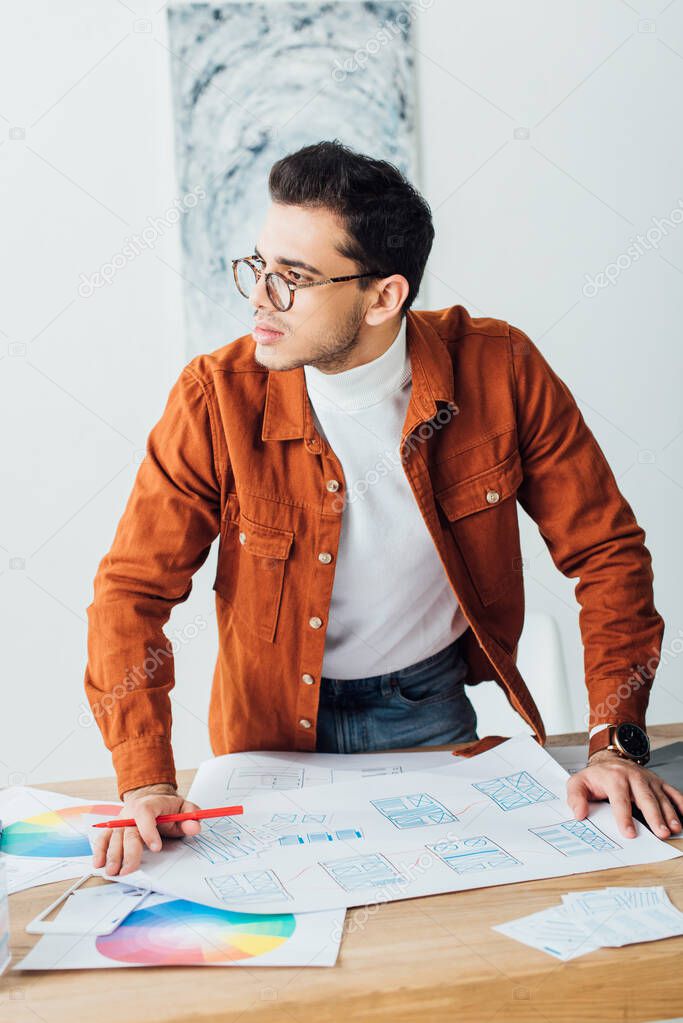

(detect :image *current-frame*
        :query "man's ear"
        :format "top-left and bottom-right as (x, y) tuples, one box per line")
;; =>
(364, 274), (409, 326)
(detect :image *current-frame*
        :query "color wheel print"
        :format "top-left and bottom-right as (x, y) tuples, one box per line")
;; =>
(95, 899), (297, 965)
(0, 804), (121, 858)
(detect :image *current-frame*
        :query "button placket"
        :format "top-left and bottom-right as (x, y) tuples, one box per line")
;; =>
(295, 447), (345, 749)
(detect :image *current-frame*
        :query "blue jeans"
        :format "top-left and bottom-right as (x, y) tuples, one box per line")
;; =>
(315, 636), (479, 753)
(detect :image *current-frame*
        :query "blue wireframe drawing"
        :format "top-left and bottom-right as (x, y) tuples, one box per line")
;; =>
(183, 818), (262, 864)
(428, 836), (521, 874)
(277, 828), (364, 847)
(473, 771), (556, 810)
(321, 853), (407, 892)
(205, 869), (291, 904)
(370, 793), (457, 828)
(530, 819), (621, 856)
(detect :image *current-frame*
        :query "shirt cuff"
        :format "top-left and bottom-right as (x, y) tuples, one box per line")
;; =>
(111, 736), (177, 801)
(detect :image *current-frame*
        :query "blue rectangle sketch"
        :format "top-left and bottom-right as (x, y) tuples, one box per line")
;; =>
(530, 819), (621, 856)
(428, 836), (521, 874)
(277, 828), (363, 847)
(371, 793), (457, 829)
(321, 853), (406, 892)
(205, 869), (291, 904)
(473, 771), (556, 810)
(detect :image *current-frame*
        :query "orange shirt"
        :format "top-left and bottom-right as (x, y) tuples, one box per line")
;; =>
(84, 305), (664, 799)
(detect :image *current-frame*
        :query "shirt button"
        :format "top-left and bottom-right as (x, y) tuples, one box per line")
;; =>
(318, 552), (333, 564)
(299, 718), (312, 729)
(302, 673), (315, 685)
(326, 480), (340, 492)
(238, 531), (247, 544)
(309, 616), (323, 629)
(486, 490), (500, 504)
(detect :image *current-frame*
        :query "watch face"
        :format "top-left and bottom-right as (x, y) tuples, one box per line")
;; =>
(615, 723), (650, 758)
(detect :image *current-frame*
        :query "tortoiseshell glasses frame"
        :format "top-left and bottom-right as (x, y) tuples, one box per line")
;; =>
(231, 254), (382, 311)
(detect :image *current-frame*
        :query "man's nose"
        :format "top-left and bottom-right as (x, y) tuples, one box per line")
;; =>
(249, 272), (275, 311)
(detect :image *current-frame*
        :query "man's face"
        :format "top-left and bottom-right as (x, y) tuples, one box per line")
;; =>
(247, 202), (376, 373)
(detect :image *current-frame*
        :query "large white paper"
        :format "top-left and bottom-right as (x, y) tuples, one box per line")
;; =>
(95, 737), (681, 914)
(0, 786), (122, 893)
(15, 886), (344, 970)
(188, 747), (460, 805)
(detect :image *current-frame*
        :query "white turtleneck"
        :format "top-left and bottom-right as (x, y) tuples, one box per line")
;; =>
(303, 315), (469, 679)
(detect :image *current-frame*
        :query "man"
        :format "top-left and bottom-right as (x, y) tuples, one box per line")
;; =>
(87, 140), (682, 879)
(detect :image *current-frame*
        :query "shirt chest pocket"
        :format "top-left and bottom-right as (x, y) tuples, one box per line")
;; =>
(213, 499), (294, 643)
(434, 449), (524, 606)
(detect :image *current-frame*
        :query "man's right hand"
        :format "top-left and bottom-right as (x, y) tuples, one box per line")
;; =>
(91, 782), (202, 877)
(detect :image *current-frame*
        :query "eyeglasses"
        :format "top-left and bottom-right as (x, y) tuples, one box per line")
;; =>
(231, 254), (382, 312)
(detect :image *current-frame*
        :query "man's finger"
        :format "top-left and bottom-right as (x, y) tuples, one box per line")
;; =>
(105, 829), (124, 875)
(661, 782), (683, 818)
(158, 801), (203, 839)
(120, 827), (144, 875)
(654, 788), (682, 833)
(566, 777), (591, 820)
(134, 804), (163, 852)
(91, 828), (111, 868)
(604, 777), (637, 838)
(630, 779), (670, 838)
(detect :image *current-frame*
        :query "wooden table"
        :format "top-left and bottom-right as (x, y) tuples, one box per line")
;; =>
(2, 725), (683, 1023)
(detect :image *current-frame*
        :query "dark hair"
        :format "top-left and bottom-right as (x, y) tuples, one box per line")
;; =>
(268, 139), (434, 315)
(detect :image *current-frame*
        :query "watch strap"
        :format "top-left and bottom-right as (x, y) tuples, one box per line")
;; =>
(588, 725), (615, 760)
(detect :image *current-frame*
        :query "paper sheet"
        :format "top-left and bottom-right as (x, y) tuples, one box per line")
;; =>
(494, 886), (683, 960)
(0, 786), (122, 893)
(15, 886), (345, 970)
(188, 747), (460, 805)
(94, 736), (681, 915)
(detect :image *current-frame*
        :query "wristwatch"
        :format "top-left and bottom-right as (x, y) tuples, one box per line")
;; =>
(589, 722), (650, 765)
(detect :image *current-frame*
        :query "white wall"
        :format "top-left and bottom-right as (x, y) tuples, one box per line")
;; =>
(1, 1), (681, 785)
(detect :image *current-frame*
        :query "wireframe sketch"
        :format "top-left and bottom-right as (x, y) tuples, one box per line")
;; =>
(320, 853), (407, 892)
(428, 836), (521, 874)
(271, 813), (328, 825)
(473, 771), (557, 810)
(183, 818), (264, 864)
(278, 828), (364, 847)
(370, 793), (457, 829)
(226, 767), (308, 792)
(359, 766), (403, 777)
(530, 819), (621, 856)
(205, 868), (291, 904)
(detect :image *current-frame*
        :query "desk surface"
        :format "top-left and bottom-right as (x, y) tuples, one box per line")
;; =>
(2, 725), (683, 1023)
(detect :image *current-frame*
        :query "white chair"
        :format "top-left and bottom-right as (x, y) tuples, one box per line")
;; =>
(467, 611), (575, 736)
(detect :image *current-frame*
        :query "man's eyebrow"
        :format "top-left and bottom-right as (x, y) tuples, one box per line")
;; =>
(253, 245), (323, 276)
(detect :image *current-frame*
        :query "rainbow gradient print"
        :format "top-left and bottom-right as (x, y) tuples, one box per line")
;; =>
(0, 804), (121, 858)
(95, 899), (297, 965)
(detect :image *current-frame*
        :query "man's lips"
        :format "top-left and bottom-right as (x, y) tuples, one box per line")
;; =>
(253, 323), (285, 345)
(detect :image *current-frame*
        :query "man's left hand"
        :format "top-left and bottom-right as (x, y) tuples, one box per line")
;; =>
(567, 750), (683, 840)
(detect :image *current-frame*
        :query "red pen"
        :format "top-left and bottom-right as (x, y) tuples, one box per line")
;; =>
(92, 804), (244, 829)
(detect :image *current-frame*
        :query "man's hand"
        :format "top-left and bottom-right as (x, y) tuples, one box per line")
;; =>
(92, 782), (202, 877)
(567, 750), (683, 839)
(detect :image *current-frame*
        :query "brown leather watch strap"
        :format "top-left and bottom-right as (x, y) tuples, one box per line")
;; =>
(588, 726), (614, 760)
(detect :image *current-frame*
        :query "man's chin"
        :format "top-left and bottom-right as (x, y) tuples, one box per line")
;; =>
(254, 341), (300, 372)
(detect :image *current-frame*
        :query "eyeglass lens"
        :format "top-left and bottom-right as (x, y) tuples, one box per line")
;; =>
(235, 260), (290, 310)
